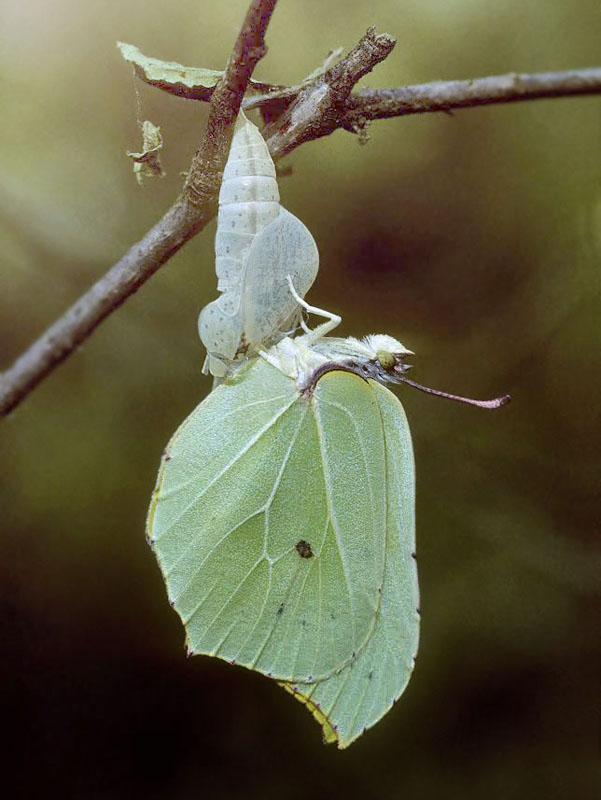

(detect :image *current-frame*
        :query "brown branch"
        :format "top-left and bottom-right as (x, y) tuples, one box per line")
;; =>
(344, 67), (601, 121)
(0, 0), (278, 417)
(2, 16), (600, 417)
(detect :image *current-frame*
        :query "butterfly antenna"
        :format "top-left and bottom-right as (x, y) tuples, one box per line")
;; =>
(396, 375), (510, 409)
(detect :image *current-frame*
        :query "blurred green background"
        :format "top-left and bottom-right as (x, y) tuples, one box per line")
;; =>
(2, 1), (600, 797)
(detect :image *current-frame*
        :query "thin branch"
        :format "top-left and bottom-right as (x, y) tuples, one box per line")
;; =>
(0, 0), (278, 417)
(344, 67), (601, 121)
(2, 18), (600, 417)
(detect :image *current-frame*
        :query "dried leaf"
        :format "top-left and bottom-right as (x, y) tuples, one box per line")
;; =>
(126, 120), (165, 185)
(117, 41), (279, 100)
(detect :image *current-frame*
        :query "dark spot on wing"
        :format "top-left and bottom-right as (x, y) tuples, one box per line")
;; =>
(277, 603), (284, 616)
(295, 540), (313, 559)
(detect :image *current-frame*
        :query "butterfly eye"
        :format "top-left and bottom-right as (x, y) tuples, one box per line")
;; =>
(376, 350), (396, 370)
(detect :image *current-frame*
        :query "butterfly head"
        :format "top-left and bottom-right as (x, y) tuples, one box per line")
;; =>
(356, 334), (414, 385)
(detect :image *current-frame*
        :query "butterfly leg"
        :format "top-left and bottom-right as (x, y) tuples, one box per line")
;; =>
(286, 275), (341, 340)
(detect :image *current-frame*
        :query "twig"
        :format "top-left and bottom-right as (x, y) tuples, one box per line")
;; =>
(344, 67), (601, 122)
(2, 20), (600, 416)
(0, 0), (278, 417)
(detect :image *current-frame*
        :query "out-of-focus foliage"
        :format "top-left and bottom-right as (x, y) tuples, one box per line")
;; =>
(1, 1), (599, 797)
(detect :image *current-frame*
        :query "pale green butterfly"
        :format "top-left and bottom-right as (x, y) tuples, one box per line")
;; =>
(198, 111), (319, 378)
(148, 282), (509, 747)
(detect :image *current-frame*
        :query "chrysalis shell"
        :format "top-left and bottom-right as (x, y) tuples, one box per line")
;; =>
(198, 112), (319, 377)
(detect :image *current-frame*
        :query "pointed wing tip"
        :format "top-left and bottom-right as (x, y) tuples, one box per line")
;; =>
(279, 682), (341, 747)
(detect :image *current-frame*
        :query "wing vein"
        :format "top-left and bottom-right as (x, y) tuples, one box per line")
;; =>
(234, 405), (309, 662)
(312, 402), (356, 647)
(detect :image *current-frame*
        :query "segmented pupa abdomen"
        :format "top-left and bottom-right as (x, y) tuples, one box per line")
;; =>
(214, 115), (280, 295)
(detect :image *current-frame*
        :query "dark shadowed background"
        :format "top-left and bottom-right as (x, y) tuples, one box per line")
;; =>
(2, 1), (600, 797)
